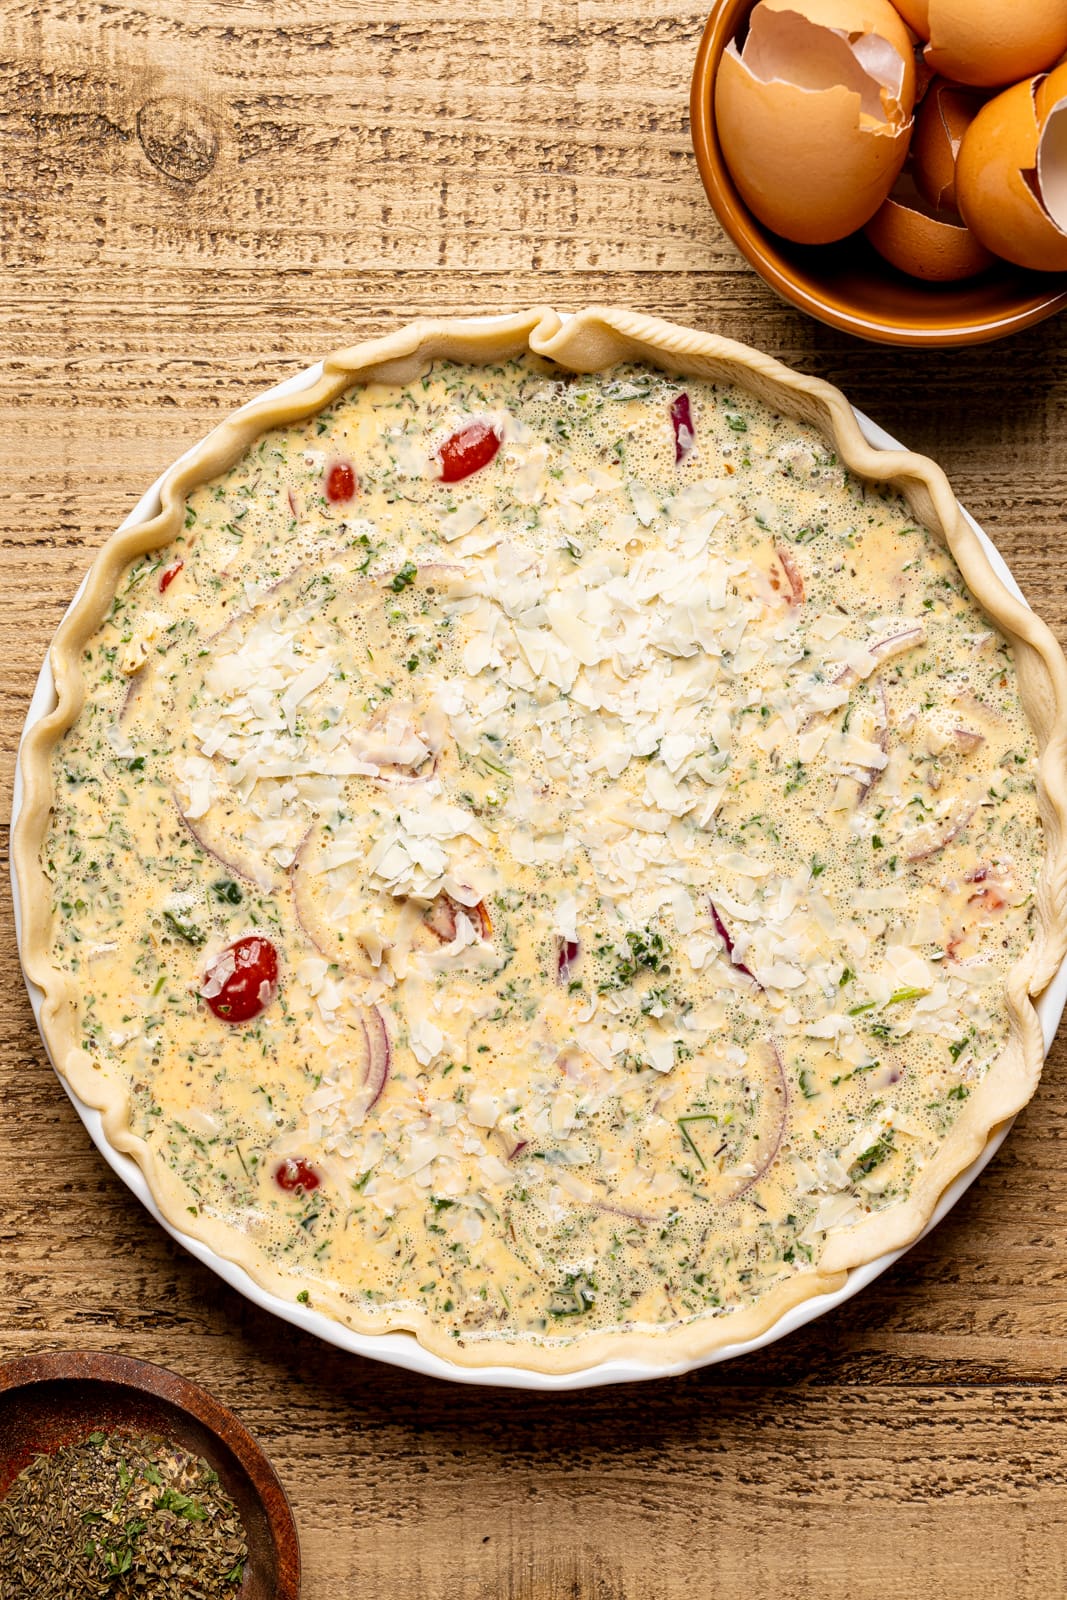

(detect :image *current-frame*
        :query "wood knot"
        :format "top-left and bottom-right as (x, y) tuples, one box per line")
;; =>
(136, 96), (219, 184)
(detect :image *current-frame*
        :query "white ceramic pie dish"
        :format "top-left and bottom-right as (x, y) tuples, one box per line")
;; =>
(13, 319), (1067, 1390)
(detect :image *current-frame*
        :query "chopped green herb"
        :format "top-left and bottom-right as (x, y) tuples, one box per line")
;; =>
(390, 562), (418, 592)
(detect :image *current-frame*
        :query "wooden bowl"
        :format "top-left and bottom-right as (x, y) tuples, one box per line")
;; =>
(689, 0), (1067, 346)
(0, 1351), (300, 1599)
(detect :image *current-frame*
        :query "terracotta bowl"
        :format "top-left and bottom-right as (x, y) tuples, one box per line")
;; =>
(0, 1351), (300, 1599)
(689, 0), (1067, 346)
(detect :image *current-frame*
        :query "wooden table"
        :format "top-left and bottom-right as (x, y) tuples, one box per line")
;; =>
(4, 6), (1067, 1596)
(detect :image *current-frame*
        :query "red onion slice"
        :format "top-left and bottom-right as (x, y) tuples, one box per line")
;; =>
(371, 755), (440, 787)
(730, 1037), (789, 1204)
(834, 625), (926, 686)
(670, 393), (695, 463)
(587, 1198), (659, 1227)
(361, 1005), (391, 1111)
(869, 625), (925, 661)
(775, 543), (804, 605)
(288, 831), (376, 975)
(709, 899), (761, 987)
(557, 937), (580, 983)
(856, 679), (889, 806)
(906, 805), (976, 862)
(174, 795), (274, 893)
(355, 705), (439, 785)
(355, 684), (453, 787)
(288, 836), (332, 962)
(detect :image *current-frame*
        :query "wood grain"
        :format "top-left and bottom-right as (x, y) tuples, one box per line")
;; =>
(4, 4), (1067, 1596)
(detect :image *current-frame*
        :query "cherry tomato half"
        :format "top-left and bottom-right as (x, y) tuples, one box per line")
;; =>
(275, 1158), (321, 1193)
(438, 420), (501, 483)
(159, 559), (184, 593)
(202, 935), (279, 1023)
(325, 461), (357, 503)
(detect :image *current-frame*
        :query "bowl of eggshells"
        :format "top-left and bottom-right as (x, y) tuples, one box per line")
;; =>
(690, 0), (1067, 345)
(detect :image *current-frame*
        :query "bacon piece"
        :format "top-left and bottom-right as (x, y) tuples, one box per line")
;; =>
(967, 886), (1007, 914)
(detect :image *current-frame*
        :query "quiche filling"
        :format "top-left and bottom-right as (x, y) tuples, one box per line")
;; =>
(45, 357), (1042, 1354)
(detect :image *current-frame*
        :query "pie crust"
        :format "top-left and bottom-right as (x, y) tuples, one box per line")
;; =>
(14, 307), (1067, 1373)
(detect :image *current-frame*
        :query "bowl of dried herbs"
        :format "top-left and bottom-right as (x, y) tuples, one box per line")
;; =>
(0, 1351), (299, 1599)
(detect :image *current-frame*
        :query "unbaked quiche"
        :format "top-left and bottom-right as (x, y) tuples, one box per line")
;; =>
(16, 309), (1067, 1373)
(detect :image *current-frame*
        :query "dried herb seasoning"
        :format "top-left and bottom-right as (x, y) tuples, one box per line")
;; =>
(0, 1427), (247, 1598)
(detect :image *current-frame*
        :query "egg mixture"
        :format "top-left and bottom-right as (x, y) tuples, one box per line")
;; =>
(43, 357), (1042, 1359)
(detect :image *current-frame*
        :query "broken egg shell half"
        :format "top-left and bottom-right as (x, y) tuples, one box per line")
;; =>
(893, 0), (1067, 90)
(864, 172), (996, 280)
(956, 65), (1067, 272)
(714, 0), (913, 245)
(1037, 63), (1067, 125)
(759, 0), (917, 114)
(911, 80), (987, 213)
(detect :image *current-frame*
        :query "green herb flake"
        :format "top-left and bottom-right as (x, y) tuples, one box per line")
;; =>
(163, 910), (205, 946)
(849, 1131), (895, 1182)
(390, 562), (418, 592)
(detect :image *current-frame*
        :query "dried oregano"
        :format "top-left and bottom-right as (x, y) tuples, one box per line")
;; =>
(0, 1428), (247, 1598)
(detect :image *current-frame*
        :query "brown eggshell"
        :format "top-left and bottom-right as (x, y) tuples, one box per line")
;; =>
(864, 175), (996, 280)
(912, 81), (986, 212)
(956, 75), (1067, 271)
(759, 0), (917, 114)
(1036, 60), (1067, 124)
(1036, 68), (1067, 242)
(714, 3), (913, 245)
(891, 0), (928, 31)
(911, 0), (1067, 89)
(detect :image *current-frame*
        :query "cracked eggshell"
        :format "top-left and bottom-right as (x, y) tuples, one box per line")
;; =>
(895, 0), (1067, 89)
(912, 80), (987, 212)
(864, 173), (996, 280)
(758, 0), (918, 111)
(714, 0), (914, 246)
(956, 64), (1067, 272)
